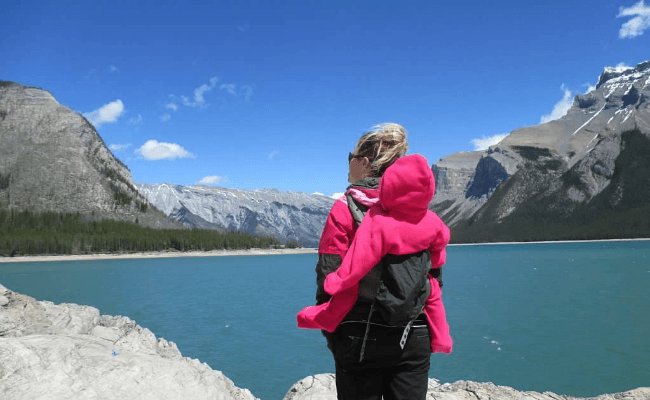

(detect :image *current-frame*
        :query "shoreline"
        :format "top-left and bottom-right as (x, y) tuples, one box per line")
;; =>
(0, 247), (318, 263)
(2, 237), (648, 263)
(448, 237), (650, 246)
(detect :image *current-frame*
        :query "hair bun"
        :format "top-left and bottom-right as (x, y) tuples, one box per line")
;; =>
(351, 123), (409, 176)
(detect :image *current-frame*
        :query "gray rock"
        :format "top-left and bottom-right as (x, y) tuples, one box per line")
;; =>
(432, 151), (483, 198)
(430, 60), (650, 232)
(465, 155), (510, 199)
(283, 374), (337, 400)
(0, 81), (177, 229)
(430, 146), (524, 226)
(135, 183), (335, 247)
(282, 374), (650, 400)
(0, 286), (258, 400)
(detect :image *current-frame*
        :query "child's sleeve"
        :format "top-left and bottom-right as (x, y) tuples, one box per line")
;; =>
(429, 219), (450, 269)
(424, 275), (453, 353)
(297, 284), (359, 332)
(424, 217), (452, 353)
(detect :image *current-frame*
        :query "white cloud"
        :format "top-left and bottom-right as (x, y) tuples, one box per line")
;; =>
(268, 151), (279, 160)
(193, 84), (212, 104)
(583, 83), (597, 94)
(618, 0), (650, 38)
(136, 139), (196, 161)
(471, 134), (508, 151)
(83, 69), (97, 80)
(129, 114), (143, 126)
(83, 99), (125, 128)
(614, 62), (632, 72)
(241, 85), (253, 101)
(540, 85), (573, 124)
(220, 83), (236, 95)
(182, 77), (219, 108)
(331, 192), (344, 199)
(198, 175), (227, 185)
(110, 143), (132, 151)
(169, 77), (252, 113)
(109, 65), (119, 72)
(161, 113), (171, 122)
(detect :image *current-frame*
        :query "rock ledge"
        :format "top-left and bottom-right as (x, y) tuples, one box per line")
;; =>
(282, 374), (650, 400)
(0, 283), (258, 400)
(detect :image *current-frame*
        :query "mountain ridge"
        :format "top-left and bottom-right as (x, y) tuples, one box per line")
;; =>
(0, 80), (177, 228)
(135, 183), (335, 247)
(3, 59), (649, 246)
(430, 60), (650, 242)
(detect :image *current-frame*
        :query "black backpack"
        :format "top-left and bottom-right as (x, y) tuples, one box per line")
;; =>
(346, 194), (431, 360)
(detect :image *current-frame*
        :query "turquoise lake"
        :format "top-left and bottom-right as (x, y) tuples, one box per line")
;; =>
(1, 240), (649, 399)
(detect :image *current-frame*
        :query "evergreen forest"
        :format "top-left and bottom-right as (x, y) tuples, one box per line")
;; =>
(0, 210), (282, 257)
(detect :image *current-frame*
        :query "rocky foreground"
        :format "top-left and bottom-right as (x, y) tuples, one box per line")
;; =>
(1, 284), (648, 400)
(284, 375), (650, 400)
(0, 283), (257, 400)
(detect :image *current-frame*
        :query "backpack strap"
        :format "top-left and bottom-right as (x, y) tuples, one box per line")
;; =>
(399, 281), (430, 349)
(346, 193), (367, 226)
(358, 299), (376, 362)
(346, 192), (375, 362)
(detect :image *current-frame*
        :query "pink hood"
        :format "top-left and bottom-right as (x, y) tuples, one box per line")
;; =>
(379, 154), (435, 219)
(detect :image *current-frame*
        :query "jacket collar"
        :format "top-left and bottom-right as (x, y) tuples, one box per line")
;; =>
(347, 176), (379, 190)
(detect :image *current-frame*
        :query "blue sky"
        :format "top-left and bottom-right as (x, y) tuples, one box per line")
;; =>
(2, 0), (649, 197)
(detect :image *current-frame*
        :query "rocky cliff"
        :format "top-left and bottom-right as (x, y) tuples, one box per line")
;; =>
(135, 183), (335, 247)
(2, 284), (647, 400)
(0, 283), (258, 400)
(0, 81), (175, 228)
(431, 61), (650, 241)
(283, 374), (650, 400)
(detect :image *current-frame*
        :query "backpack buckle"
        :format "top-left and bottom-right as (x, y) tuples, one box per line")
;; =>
(400, 319), (415, 349)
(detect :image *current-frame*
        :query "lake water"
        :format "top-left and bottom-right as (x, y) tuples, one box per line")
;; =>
(1, 241), (649, 399)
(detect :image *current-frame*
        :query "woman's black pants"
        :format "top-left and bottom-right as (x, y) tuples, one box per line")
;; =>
(328, 322), (431, 400)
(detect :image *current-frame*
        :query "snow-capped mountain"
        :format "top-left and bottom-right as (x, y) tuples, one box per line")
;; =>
(431, 60), (650, 242)
(135, 183), (335, 247)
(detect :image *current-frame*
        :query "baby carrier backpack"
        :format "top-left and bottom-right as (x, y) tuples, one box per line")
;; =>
(346, 194), (431, 360)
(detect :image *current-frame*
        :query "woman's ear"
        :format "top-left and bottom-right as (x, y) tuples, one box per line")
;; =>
(363, 157), (375, 175)
(361, 157), (371, 169)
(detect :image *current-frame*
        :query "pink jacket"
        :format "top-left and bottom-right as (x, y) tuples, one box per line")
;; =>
(297, 154), (452, 354)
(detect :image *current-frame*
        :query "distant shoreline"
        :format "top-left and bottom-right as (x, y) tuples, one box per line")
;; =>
(2, 238), (649, 263)
(449, 237), (650, 246)
(0, 248), (318, 263)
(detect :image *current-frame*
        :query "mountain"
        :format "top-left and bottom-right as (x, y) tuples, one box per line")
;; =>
(431, 60), (650, 242)
(135, 183), (335, 247)
(0, 80), (332, 245)
(0, 81), (176, 228)
(5, 57), (649, 247)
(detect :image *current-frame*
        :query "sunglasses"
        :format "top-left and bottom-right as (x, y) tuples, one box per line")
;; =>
(348, 152), (363, 162)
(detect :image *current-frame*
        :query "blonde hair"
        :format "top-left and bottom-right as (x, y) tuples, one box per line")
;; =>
(352, 123), (408, 176)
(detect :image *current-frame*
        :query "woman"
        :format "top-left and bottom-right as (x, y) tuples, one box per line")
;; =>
(297, 123), (452, 400)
